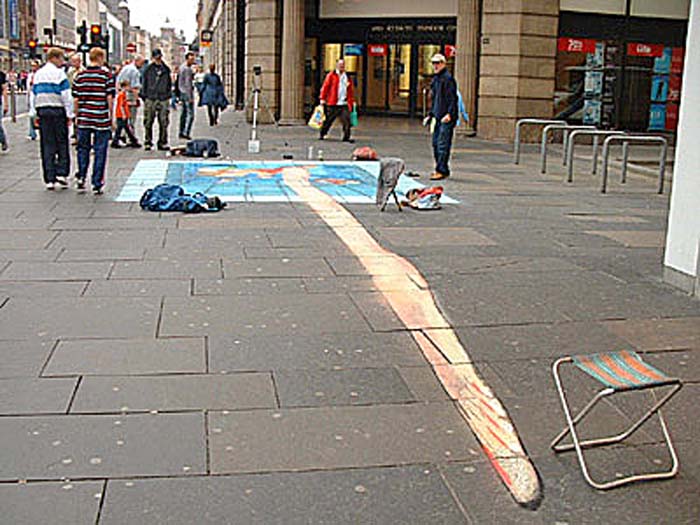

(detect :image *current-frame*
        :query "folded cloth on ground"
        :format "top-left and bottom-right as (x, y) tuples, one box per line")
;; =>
(140, 184), (227, 213)
(402, 186), (443, 210)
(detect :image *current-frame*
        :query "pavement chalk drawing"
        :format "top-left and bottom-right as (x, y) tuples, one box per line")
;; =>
(116, 159), (460, 204)
(281, 167), (543, 509)
(117, 161), (540, 507)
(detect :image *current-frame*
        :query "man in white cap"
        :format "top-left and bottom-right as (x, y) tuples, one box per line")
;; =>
(424, 53), (458, 180)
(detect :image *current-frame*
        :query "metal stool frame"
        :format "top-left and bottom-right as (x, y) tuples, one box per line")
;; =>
(551, 356), (683, 490)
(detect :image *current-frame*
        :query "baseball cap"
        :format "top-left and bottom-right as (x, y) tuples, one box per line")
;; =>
(431, 53), (446, 63)
(152, 48), (163, 58)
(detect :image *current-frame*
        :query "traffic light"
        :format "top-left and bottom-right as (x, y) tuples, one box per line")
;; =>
(77, 21), (88, 48)
(28, 39), (38, 59)
(90, 24), (102, 46)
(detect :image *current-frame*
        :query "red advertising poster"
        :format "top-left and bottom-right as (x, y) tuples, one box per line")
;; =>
(627, 43), (664, 57)
(671, 47), (685, 74)
(665, 103), (679, 131)
(445, 45), (456, 58)
(557, 37), (597, 54)
(668, 74), (682, 102)
(368, 44), (388, 57)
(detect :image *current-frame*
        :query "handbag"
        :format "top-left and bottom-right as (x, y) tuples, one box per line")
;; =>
(350, 104), (358, 127)
(308, 104), (325, 130)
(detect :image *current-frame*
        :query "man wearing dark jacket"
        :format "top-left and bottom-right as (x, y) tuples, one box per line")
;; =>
(425, 53), (458, 180)
(140, 49), (172, 151)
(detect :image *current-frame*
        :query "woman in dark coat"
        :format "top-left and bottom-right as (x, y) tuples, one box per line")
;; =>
(199, 64), (227, 126)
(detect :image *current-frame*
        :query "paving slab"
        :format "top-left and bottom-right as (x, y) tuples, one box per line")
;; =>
(208, 403), (479, 474)
(50, 217), (177, 230)
(377, 227), (497, 246)
(178, 215), (302, 229)
(243, 246), (355, 258)
(0, 413), (206, 480)
(0, 230), (57, 250)
(193, 277), (307, 296)
(159, 294), (371, 337)
(44, 338), (206, 376)
(222, 258), (334, 278)
(0, 377), (78, 414)
(0, 481), (103, 525)
(83, 279), (192, 297)
(110, 260), (223, 280)
(457, 321), (635, 362)
(56, 249), (145, 262)
(0, 298), (159, 340)
(397, 366), (450, 401)
(71, 373), (276, 413)
(210, 332), (427, 372)
(0, 281), (88, 297)
(585, 230), (666, 248)
(605, 317), (700, 351)
(303, 275), (421, 293)
(274, 368), (415, 408)
(266, 228), (347, 249)
(164, 229), (270, 249)
(144, 246), (245, 260)
(50, 230), (165, 250)
(0, 249), (62, 262)
(0, 262), (111, 281)
(99, 466), (467, 525)
(0, 340), (56, 378)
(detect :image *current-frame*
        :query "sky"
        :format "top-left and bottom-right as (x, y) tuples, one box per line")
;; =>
(128, 1), (198, 42)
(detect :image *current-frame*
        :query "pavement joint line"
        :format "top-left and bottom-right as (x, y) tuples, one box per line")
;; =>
(93, 479), (109, 525)
(38, 339), (62, 379)
(154, 296), (166, 339)
(203, 335), (210, 374)
(42, 231), (61, 251)
(64, 376), (83, 414)
(204, 410), (212, 476)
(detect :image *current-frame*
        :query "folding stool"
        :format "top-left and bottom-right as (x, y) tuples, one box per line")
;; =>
(551, 350), (683, 490)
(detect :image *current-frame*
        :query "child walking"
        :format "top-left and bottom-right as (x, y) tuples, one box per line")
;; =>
(111, 79), (141, 149)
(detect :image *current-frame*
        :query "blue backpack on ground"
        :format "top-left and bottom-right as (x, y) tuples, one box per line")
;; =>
(140, 184), (226, 213)
(185, 139), (220, 158)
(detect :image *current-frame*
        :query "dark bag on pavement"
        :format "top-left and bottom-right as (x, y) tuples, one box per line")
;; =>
(140, 184), (226, 213)
(184, 139), (220, 158)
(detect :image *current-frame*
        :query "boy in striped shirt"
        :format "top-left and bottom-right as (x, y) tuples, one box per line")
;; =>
(72, 47), (115, 194)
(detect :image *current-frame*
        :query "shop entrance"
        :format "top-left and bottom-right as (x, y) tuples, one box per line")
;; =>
(320, 42), (455, 118)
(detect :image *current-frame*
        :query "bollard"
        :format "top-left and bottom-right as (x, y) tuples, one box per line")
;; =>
(600, 135), (668, 194)
(513, 118), (564, 164)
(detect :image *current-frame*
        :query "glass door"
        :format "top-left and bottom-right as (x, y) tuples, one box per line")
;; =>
(388, 44), (411, 114)
(365, 45), (388, 111)
(343, 44), (364, 110)
(416, 44), (442, 117)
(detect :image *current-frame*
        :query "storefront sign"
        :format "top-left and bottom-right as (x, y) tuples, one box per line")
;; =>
(671, 47), (684, 74)
(9, 0), (20, 40)
(665, 103), (678, 131)
(648, 103), (667, 131)
(368, 44), (388, 57)
(445, 45), (456, 58)
(627, 43), (664, 57)
(557, 37), (596, 54)
(344, 44), (363, 56)
(668, 74), (681, 102)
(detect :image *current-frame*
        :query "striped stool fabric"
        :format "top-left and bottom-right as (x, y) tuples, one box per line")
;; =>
(573, 350), (675, 391)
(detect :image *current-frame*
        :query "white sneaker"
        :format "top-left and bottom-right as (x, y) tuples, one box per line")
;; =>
(45, 182), (55, 190)
(55, 176), (68, 188)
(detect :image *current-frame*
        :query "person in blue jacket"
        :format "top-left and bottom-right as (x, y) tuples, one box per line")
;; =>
(424, 53), (458, 181)
(199, 64), (228, 126)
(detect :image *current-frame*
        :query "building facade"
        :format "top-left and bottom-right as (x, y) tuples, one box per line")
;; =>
(197, 0), (691, 137)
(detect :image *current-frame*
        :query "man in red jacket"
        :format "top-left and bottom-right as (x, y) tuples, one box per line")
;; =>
(319, 59), (354, 143)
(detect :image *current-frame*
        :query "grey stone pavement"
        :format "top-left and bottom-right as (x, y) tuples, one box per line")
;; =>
(0, 105), (699, 524)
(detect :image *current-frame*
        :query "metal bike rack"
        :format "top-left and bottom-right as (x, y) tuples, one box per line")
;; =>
(513, 118), (565, 164)
(541, 124), (595, 174)
(600, 135), (669, 194)
(566, 129), (626, 183)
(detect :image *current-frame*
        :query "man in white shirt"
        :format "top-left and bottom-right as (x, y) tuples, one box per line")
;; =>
(30, 48), (75, 190)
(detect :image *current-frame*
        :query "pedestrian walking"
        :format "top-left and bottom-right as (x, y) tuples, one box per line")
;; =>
(117, 55), (144, 130)
(178, 52), (196, 139)
(72, 47), (115, 194)
(0, 67), (9, 152)
(199, 64), (227, 126)
(140, 49), (172, 151)
(111, 80), (141, 149)
(29, 48), (74, 189)
(319, 59), (354, 143)
(424, 53), (458, 181)
(26, 61), (40, 141)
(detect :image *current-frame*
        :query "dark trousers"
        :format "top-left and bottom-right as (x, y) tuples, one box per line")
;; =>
(180, 96), (195, 136)
(112, 118), (138, 145)
(320, 104), (351, 140)
(37, 108), (70, 183)
(77, 128), (111, 189)
(143, 99), (170, 147)
(207, 104), (219, 126)
(432, 120), (455, 176)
